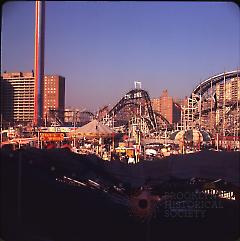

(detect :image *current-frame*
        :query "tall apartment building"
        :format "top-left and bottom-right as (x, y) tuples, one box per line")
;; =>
(43, 75), (65, 118)
(151, 89), (181, 124)
(160, 90), (174, 123)
(151, 98), (161, 113)
(215, 77), (240, 125)
(1, 71), (65, 125)
(174, 97), (188, 108)
(1, 72), (35, 124)
(215, 77), (240, 103)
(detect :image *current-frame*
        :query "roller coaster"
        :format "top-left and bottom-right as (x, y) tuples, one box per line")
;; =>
(192, 70), (239, 96)
(100, 70), (240, 135)
(100, 88), (172, 133)
(48, 70), (239, 139)
(182, 70), (240, 136)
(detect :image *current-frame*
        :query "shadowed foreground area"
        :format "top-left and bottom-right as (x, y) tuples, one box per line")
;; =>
(0, 148), (239, 241)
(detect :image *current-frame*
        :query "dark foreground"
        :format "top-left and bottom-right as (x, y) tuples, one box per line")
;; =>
(1, 148), (240, 241)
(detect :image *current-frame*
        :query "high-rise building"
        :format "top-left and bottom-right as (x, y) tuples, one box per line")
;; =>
(215, 77), (240, 125)
(1, 72), (35, 124)
(215, 77), (240, 104)
(151, 98), (161, 113)
(151, 89), (181, 124)
(1, 71), (65, 125)
(174, 97), (188, 108)
(159, 90), (174, 123)
(43, 75), (65, 118)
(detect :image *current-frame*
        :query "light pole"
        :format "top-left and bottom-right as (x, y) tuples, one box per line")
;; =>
(17, 151), (22, 239)
(237, 99), (239, 149)
(216, 132), (219, 151)
(73, 111), (76, 148)
(135, 126), (141, 163)
(0, 114), (3, 147)
(73, 110), (79, 148)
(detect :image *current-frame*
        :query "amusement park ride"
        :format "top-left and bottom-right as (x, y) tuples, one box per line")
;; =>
(101, 70), (240, 141)
(182, 70), (240, 136)
(45, 70), (240, 143)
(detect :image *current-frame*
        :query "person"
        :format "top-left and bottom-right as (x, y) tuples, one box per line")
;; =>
(71, 146), (78, 153)
(111, 150), (120, 162)
(102, 152), (109, 161)
(128, 155), (135, 164)
(124, 155), (129, 164)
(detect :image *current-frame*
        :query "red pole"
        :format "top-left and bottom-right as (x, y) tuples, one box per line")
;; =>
(34, 1), (45, 126)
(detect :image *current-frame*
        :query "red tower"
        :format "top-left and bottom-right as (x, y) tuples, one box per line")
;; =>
(34, 1), (45, 126)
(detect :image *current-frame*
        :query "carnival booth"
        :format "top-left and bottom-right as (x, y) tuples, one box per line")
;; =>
(68, 119), (115, 157)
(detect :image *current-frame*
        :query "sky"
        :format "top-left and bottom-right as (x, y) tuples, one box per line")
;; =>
(1, 1), (240, 112)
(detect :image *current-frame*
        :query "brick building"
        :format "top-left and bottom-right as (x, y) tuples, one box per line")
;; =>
(43, 75), (65, 119)
(151, 89), (181, 124)
(1, 71), (65, 125)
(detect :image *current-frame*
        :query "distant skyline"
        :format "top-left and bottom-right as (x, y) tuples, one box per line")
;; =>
(2, 1), (240, 112)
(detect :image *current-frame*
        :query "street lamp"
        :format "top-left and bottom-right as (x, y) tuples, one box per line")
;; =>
(0, 114), (3, 147)
(73, 111), (76, 148)
(73, 110), (80, 148)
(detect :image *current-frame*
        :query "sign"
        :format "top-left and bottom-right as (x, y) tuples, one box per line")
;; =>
(40, 127), (73, 133)
(119, 142), (126, 148)
(40, 132), (64, 141)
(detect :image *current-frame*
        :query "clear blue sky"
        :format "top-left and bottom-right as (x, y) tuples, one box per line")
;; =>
(2, 1), (240, 112)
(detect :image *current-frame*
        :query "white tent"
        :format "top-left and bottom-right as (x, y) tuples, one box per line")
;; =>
(68, 119), (114, 138)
